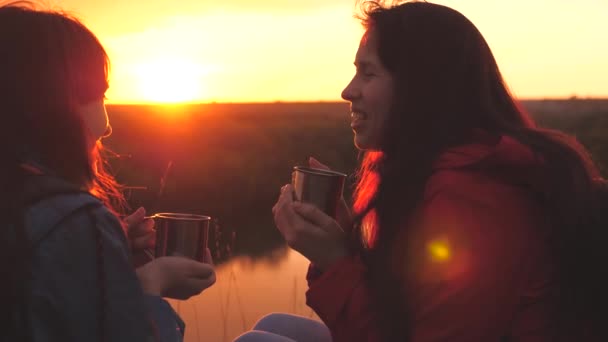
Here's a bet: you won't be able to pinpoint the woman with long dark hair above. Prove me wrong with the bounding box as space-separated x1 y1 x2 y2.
0 3 215 341
272 1 607 341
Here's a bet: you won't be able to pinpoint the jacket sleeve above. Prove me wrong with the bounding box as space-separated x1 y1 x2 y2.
29 204 184 342
306 187 548 342
306 255 382 342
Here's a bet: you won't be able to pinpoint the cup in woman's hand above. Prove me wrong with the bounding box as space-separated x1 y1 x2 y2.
147 213 211 263
292 166 347 218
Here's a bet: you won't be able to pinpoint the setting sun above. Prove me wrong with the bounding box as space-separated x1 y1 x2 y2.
73 0 606 103
135 57 207 104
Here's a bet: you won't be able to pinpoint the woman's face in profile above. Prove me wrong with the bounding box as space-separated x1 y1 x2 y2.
341 30 394 151
78 98 111 147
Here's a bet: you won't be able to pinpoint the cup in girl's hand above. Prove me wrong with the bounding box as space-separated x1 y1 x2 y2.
292 166 346 218
148 213 211 263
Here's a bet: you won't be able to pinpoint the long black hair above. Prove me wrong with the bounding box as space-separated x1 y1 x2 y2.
352 1 606 340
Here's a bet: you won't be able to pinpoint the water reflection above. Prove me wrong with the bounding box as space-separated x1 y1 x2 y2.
168 246 320 342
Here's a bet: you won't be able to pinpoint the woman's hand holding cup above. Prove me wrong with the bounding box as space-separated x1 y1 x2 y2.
273 184 348 271
136 249 216 300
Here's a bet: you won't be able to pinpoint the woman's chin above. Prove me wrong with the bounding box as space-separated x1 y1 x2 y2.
354 136 372 151
355 134 384 151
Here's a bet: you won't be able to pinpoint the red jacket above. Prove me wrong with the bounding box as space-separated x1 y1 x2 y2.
306 135 565 341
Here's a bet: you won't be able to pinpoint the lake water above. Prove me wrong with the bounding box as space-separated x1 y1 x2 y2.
167 247 321 342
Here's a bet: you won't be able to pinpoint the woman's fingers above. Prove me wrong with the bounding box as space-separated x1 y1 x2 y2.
185 259 215 279
308 157 329 170
125 207 155 250
292 201 343 234
273 185 296 228
130 217 155 237
272 184 291 214
124 207 146 227
132 231 155 249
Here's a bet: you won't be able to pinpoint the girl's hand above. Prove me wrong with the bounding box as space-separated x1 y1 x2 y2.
273 184 348 271
136 253 216 300
123 207 155 251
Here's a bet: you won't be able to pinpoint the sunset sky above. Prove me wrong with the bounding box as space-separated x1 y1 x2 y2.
51 0 608 104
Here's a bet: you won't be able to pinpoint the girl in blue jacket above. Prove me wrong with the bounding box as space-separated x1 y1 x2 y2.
0 4 216 342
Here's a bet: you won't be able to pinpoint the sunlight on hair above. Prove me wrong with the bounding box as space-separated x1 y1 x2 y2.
427 239 451 262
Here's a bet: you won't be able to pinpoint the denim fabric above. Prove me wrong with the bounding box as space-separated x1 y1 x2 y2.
23 174 184 342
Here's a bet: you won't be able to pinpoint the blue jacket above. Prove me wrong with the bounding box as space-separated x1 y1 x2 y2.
23 174 185 342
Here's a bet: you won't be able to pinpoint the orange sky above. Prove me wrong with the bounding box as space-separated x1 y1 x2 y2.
52 0 608 104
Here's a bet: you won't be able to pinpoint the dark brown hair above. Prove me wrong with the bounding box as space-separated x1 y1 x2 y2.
352 1 606 340
0 3 126 340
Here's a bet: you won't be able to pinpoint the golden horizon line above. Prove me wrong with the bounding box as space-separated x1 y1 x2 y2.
106 96 608 106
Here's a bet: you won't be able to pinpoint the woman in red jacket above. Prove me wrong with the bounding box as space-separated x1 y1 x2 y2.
271 1 608 341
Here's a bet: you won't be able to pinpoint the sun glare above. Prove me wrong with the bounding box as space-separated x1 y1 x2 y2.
427 239 451 262
135 57 206 104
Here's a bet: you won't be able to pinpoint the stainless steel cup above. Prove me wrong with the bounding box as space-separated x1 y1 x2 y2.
151 212 211 262
292 166 347 218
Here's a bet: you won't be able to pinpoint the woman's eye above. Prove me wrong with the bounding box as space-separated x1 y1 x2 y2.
357 70 374 78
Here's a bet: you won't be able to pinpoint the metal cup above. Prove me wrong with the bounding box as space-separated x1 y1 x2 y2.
150 212 211 262
292 166 347 218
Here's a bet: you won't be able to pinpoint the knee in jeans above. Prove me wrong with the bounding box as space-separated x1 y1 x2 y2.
253 312 292 330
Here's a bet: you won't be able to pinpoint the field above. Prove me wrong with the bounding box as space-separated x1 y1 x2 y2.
104 99 608 263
